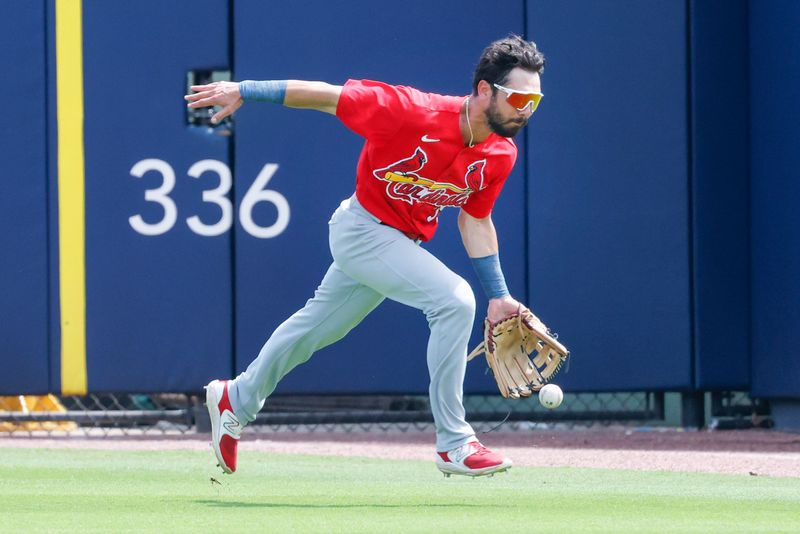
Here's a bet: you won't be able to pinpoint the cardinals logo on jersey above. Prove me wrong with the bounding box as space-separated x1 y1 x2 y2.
372 148 487 212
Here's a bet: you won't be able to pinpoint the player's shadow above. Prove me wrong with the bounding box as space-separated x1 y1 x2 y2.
194 500 480 509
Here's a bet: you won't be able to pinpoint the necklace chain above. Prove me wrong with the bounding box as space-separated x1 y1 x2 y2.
465 97 475 148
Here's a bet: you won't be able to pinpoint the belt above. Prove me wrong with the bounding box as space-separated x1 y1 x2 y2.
380 222 424 242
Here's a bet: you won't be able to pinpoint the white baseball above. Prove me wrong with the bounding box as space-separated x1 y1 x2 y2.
538 384 563 409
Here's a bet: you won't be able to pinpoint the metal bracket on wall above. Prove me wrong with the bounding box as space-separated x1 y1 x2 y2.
192 396 212 433
680 392 706 428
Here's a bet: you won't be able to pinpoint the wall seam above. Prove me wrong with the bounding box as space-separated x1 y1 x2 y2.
744 0 753 393
228 0 237 379
686 0 697 391
523 0 530 307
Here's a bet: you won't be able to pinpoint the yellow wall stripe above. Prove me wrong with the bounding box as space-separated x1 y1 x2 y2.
56 0 87 395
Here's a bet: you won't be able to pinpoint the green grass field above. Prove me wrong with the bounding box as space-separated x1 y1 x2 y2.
1 447 798 533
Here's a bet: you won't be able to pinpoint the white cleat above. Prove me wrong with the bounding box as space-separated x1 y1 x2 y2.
205 379 242 474
436 441 512 478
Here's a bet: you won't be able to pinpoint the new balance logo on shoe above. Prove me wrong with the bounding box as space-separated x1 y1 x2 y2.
222 413 241 436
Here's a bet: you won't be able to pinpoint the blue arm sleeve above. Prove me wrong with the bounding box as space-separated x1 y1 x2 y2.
470 253 510 300
238 80 288 104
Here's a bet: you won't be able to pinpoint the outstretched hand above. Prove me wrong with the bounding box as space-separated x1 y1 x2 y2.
184 81 243 123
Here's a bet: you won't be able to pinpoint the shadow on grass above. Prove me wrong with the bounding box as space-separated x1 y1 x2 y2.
194 500 481 509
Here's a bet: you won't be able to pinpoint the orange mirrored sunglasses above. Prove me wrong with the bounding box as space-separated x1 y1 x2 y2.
493 83 543 112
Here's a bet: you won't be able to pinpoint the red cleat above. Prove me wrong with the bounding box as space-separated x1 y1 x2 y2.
436 441 512 477
205 379 242 474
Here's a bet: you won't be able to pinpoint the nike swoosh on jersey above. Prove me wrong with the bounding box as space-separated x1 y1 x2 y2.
421 135 440 143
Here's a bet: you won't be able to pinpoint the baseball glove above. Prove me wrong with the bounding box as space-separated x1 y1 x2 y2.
467 307 569 399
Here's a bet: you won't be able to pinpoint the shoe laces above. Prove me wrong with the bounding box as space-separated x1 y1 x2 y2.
469 442 491 456
449 441 489 463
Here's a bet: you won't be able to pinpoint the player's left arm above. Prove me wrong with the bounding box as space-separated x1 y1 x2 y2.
458 209 523 323
185 80 342 123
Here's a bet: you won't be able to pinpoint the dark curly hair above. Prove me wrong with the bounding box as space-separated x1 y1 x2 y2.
472 34 545 94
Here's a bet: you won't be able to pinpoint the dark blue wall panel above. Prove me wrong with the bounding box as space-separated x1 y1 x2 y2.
527 1 692 391
690 0 750 390
0 2 50 394
81 0 232 391
750 1 800 398
233 0 526 394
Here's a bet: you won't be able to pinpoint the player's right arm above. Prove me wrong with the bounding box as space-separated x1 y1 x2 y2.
458 209 522 324
184 80 342 123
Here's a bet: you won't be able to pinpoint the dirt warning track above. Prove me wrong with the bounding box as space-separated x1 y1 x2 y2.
2 429 799 478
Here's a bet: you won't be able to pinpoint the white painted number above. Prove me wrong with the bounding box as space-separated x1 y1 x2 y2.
239 163 291 239
128 159 289 239
186 159 233 236
128 158 178 236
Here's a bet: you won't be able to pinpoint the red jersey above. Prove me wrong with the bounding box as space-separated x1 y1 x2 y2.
336 79 517 242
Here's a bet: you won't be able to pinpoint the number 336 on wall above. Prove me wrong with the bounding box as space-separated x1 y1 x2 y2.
128 158 290 238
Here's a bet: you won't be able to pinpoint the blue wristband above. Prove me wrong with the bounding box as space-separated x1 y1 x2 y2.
238 80 287 104
470 254 510 300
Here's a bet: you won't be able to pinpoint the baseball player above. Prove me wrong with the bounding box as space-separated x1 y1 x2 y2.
185 35 545 478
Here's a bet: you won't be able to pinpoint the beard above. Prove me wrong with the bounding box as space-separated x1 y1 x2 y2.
486 96 527 138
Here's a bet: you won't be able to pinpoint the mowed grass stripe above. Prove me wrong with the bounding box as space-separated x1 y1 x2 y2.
0 448 798 533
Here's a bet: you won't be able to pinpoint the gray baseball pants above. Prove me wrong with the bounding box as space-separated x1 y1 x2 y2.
228 195 477 452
